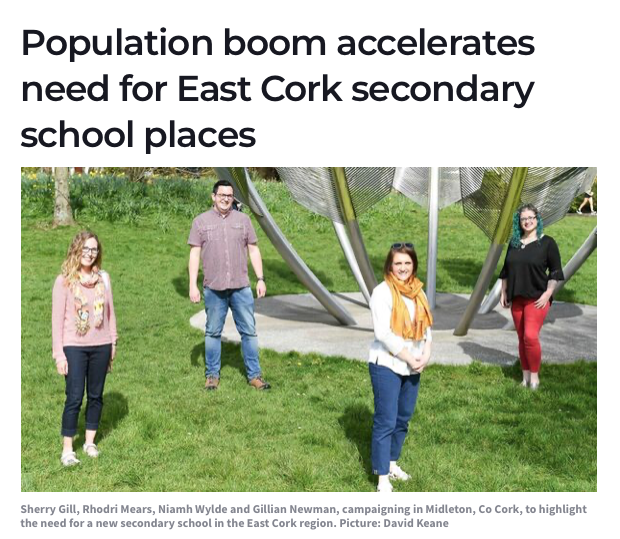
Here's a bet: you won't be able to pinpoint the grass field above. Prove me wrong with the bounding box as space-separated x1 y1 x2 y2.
21 177 597 491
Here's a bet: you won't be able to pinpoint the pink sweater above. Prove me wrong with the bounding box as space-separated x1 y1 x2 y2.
52 273 118 362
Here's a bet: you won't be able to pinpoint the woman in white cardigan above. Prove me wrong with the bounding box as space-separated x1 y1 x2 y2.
368 243 433 492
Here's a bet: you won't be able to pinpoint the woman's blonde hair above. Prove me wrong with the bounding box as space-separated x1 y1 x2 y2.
61 231 102 286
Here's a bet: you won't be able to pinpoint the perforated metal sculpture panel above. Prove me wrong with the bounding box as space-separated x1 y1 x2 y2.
393 167 461 209
277 167 394 223
459 167 588 241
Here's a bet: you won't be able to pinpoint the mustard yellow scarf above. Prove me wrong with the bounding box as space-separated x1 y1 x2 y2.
385 274 433 341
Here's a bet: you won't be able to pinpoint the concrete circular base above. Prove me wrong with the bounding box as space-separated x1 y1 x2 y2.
190 292 597 365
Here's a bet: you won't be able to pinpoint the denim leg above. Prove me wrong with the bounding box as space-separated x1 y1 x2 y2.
204 287 230 378
390 373 420 461
229 287 261 380
369 362 401 476
85 345 112 431
61 347 88 437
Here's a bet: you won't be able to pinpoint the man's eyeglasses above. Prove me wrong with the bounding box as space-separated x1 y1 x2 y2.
391 242 414 249
82 247 99 255
215 194 234 200
520 216 537 223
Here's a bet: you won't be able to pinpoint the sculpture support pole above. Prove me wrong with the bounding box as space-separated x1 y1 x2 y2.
454 167 528 336
331 167 379 293
554 227 597 295
214 167 357 326
479 277 503 314
427 167 440 309
332 221 372 304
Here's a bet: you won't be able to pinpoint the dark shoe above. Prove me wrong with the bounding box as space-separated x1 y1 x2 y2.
249 376 271 390
204 376 219 390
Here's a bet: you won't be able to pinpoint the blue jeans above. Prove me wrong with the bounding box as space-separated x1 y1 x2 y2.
369 362 420 476
61 344 112 437
204 286 261 380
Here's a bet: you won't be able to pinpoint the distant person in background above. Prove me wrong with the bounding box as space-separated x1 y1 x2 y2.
576 189 596 214
499 204 564 390
52 231 117 466
368 243 433 493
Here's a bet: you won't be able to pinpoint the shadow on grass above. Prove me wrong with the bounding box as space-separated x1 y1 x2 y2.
74 391 129 447
191 341 250 380
439 257 484 289
172 267 203 299
338 404 375 486
500 361 524 383
263 259 335 289
458 342 519 367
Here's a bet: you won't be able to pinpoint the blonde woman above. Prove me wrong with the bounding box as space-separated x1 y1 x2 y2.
368 243 433 492
52 231 117 466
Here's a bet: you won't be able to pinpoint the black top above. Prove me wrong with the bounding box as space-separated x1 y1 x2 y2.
499 235 564 302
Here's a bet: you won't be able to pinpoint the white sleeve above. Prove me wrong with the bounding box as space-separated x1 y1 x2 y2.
370 285 406 356
425 326 432 343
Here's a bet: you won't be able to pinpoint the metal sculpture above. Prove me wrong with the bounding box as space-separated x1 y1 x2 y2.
213 167 356 326
478 167 590 313
454 167 528 335
455 167 589 335
392 167 462 308
554 227 597 295
277 167 395 300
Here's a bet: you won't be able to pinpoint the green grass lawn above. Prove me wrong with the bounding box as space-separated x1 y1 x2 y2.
21 179 597 491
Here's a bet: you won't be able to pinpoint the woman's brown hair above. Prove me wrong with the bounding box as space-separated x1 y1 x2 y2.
383 244 418 278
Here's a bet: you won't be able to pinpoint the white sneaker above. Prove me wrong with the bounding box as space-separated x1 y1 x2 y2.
377 479 393 492
576 210 582 214
389 463 411 481
591 211 597 215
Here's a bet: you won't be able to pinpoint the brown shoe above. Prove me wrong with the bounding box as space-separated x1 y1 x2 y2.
204 376 219 390
249 376 271 390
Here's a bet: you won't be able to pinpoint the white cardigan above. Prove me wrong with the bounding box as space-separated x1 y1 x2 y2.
368 281 432 376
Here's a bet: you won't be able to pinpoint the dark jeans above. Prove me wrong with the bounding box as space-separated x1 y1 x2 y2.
369 362 420 476
61 344 112 437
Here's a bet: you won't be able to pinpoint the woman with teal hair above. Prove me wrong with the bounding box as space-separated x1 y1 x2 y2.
498 204 564 389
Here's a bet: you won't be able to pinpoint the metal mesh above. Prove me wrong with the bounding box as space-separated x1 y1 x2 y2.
393 167 429 207
277 167 394 224
393 167 461 209
580 167 597 193
344 167 395 215
460 167 588 240
520 167 588 227
277 167 340 222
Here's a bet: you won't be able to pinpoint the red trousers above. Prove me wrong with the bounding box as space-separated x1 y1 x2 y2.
510 296 550 373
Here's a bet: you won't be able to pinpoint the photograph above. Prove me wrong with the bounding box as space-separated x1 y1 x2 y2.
21 166 597 492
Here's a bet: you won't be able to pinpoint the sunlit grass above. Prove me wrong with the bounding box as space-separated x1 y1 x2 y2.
21 180 596 491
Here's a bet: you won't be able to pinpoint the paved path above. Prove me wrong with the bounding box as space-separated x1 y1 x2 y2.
190 292 597 365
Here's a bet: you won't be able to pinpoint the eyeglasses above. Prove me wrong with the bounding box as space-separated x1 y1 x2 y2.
215 194 234 200
520 216 537 223
82 247 99 255
391 242 414 249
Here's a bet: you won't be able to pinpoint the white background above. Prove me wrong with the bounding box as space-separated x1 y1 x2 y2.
5 0 612 537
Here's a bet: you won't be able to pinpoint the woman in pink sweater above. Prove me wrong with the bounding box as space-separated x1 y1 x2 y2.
52 231 117 466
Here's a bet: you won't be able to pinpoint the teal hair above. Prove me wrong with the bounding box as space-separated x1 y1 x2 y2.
509 203 544 248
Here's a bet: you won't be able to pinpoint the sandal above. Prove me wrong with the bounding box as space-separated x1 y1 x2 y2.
61 451 80 467
82 443 100 458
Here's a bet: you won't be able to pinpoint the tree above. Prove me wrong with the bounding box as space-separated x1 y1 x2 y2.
53 167 74 226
